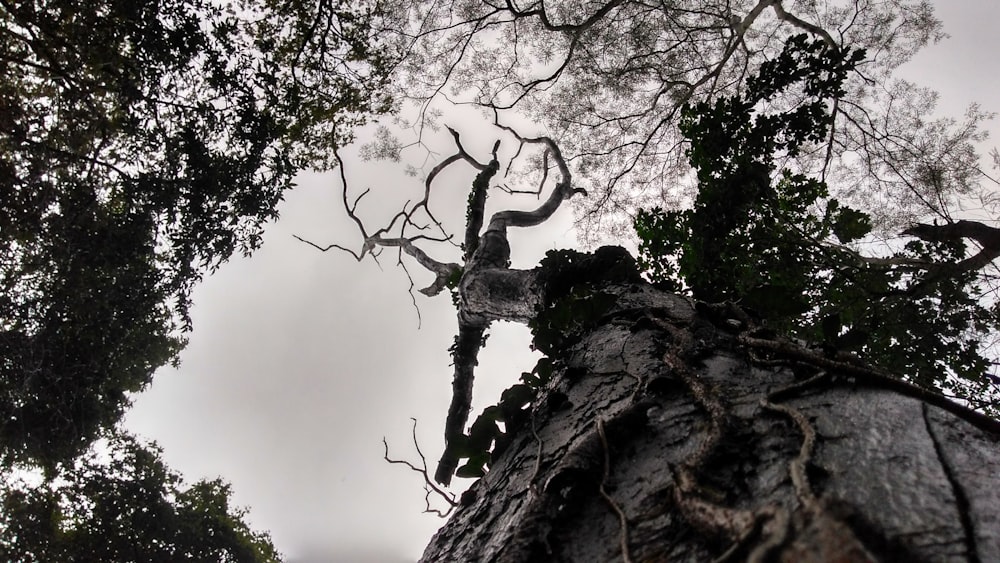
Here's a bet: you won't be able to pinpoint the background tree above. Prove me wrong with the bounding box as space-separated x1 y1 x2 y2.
0 432 279 562
1 0 391 558
0 0 389 470
376 0 994 238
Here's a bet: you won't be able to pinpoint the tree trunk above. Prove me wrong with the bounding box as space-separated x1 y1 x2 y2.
421 272 1000 561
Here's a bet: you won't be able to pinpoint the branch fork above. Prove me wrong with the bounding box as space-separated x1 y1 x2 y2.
297 123 585 485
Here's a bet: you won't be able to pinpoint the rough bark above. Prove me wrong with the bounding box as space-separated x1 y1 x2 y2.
315 122 1000 558
421 267 1000 562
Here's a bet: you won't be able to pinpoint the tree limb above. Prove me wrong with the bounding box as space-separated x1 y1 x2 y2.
770 2 838 48
903 219 1000 277
366 236 461 296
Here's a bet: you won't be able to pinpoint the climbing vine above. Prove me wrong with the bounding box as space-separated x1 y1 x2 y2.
635 35 999 413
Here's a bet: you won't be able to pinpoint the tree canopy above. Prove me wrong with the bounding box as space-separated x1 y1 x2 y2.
356 0 1000 420
0 0 390 470
635 34 1000 414
377 0 993 239
0 432 279 562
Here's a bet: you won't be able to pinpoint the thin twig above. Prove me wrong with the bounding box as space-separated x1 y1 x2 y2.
383 418 457 518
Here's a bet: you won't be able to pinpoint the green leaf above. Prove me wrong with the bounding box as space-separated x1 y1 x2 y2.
743 285 811 318
832 207 872 243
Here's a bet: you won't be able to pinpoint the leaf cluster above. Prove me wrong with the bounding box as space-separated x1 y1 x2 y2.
0 433 279 562
636 36 867 300
1 0 390 469
530 246 641 355
452 357 556 479
635 36 999 412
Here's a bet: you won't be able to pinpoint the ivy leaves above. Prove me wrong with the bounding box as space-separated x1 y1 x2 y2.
635 35 999 413
453 358 556 478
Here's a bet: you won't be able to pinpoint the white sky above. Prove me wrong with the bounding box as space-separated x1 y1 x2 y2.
123 2 1000 561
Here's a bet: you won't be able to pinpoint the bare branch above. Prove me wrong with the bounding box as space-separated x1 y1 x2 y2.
903 220 1000 277
384 418 457 518
395 252 424 328
502 0 626 34
770 2 838 48
335 150 370 240
292 234 364 261
366 236 461 296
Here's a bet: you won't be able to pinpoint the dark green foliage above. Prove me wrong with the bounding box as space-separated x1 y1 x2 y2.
0 197 181 471
454 358 556 478
636 36 867 306
530 246 642 355
635 35 998 412
530 288 617 356
1 0 389 468
450 247 642 479
0 433 280 562
537 246 642 300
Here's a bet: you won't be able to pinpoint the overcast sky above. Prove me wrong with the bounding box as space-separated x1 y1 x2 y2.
123 2 1000 561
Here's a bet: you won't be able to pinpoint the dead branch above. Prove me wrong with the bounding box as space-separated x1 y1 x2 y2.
305 124 586 487
366 236 461 296
770 2 838 48
384 418 458 518
488 119 584 233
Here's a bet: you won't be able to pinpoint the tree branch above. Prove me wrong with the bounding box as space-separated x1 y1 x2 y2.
488 122 585 233
770 2 838 48
903 220 1000 277
366 236 461 296
384 418 457 517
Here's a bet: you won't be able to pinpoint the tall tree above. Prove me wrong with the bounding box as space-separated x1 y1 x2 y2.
418 246 1000 561
0 0 390 470
304 29 1000 559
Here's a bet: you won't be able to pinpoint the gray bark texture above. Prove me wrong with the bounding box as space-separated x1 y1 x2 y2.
420 251 1000 562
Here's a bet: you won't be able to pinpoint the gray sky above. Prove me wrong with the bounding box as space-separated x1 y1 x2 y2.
124 2 1000 561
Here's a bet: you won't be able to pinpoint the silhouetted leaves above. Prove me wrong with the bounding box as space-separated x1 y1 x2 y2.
1 0 389 468
636 36 998 414
0 433 280 562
